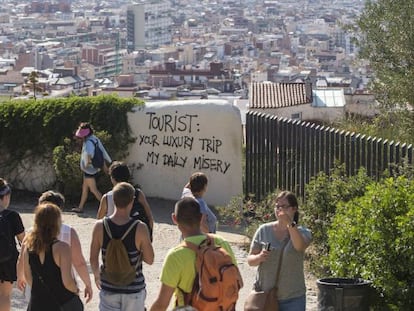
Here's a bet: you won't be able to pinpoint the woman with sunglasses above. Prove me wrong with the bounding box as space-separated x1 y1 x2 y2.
246 191 312 311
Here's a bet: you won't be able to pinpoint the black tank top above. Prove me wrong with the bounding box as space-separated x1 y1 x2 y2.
28 241 77 311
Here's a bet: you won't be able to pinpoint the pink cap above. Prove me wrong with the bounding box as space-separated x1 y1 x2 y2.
75 128 91 138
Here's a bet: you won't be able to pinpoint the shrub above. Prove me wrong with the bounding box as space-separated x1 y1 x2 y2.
217 191 282 243
328 176 414 310
301 165 373 274
0 95 141 198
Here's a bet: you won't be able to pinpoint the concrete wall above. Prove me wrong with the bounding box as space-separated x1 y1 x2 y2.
126 100 243 206
254 104 344 123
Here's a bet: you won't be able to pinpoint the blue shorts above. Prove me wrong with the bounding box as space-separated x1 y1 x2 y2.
99 289 146 311
279 294 306 311
84 172 98 178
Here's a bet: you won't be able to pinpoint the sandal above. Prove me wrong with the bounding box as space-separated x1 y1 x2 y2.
71 207 84 214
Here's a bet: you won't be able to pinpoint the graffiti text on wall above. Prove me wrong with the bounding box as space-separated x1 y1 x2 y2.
139 111 231 174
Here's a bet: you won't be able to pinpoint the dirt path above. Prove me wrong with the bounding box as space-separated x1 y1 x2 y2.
10 196 318 310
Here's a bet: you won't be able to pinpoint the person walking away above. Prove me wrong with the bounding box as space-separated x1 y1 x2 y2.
16 191 92 303
150 197 242 311
22 203 82 311
0 178 25 311
90 182 154 311
181 172 217 233
246 191 312 311
72 122 111 214
96 161 154 240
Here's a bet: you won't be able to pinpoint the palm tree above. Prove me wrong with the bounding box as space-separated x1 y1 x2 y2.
28 71 39 100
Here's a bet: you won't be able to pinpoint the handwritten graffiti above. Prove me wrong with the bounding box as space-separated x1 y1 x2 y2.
146 151 231 174
193 156 230 174
199 137 222 154
163 135 194 150
141 111 233 175
147 111 199 133
139 134 159 147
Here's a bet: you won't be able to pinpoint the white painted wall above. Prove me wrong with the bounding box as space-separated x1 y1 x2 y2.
126 100 243 206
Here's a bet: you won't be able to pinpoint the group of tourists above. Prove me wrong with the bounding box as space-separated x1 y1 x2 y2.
0 122 312 311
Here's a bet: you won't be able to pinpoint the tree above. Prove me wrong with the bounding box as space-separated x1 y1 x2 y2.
354 0 414 108
28 71 39 100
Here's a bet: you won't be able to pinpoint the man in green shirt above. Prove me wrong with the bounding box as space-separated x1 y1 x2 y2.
150 197 238 311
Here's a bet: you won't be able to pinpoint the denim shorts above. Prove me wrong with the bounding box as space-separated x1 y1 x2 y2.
278 294 306 311
99 289 146 311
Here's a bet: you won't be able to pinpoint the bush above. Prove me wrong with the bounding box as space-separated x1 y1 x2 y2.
0 95 141 198
328 176 414 310
301 165 373 274
217 191 282 243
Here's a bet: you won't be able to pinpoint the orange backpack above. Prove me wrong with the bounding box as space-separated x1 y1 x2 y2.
182 234 243 311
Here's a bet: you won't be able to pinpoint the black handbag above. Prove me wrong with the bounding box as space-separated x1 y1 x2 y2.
60 295 83 311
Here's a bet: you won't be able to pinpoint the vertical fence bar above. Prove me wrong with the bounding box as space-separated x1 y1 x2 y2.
318 126 325 175
304 123 312 187
372 138 379 180
350 132 356 176
258 113 266 200
245 111 253 197
286 120 294 192
314 125 321 174
323 127 331 175
366 136 372 177
334 129 341 163
376 138 383 180
360 134 366 171
345 132 351 176
299 122 307 198
382 140 389 177
309 124 316 181
279 118 288 191
269 116 277 192
389 141 395 175
355 133 361 172
294 120 302 195
328 128 335 173
253 112 261 198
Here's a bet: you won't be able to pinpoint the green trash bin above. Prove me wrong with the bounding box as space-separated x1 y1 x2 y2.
317 278 372 311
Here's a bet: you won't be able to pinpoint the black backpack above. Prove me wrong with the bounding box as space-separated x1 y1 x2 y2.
90 139 104 169
130 188 152 240
0 210 14 263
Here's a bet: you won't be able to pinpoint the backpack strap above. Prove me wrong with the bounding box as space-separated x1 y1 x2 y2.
103 217 113 239
103 218 140 241
182 234 214 252
121 220 140 240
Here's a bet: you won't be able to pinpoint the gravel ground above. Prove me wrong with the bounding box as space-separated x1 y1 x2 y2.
9 195 318 310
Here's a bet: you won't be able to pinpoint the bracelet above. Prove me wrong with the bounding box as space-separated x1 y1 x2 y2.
287 221 297 228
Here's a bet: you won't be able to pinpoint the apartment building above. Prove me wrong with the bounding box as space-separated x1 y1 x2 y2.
126 0 173 52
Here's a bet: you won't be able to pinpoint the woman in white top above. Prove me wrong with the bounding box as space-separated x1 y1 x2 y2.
16 191 93 303
96 161 154 239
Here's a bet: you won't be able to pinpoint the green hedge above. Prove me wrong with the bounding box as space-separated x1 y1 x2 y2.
0 95 142 196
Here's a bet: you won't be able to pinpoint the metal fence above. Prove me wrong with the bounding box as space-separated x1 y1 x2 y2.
245 111 413 201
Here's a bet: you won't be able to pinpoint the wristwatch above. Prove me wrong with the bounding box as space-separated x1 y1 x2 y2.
287 221 297 228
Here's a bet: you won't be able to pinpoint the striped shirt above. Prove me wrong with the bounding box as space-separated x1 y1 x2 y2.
100 218 145 294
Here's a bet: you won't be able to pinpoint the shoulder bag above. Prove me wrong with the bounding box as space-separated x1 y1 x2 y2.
244 239 289 311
